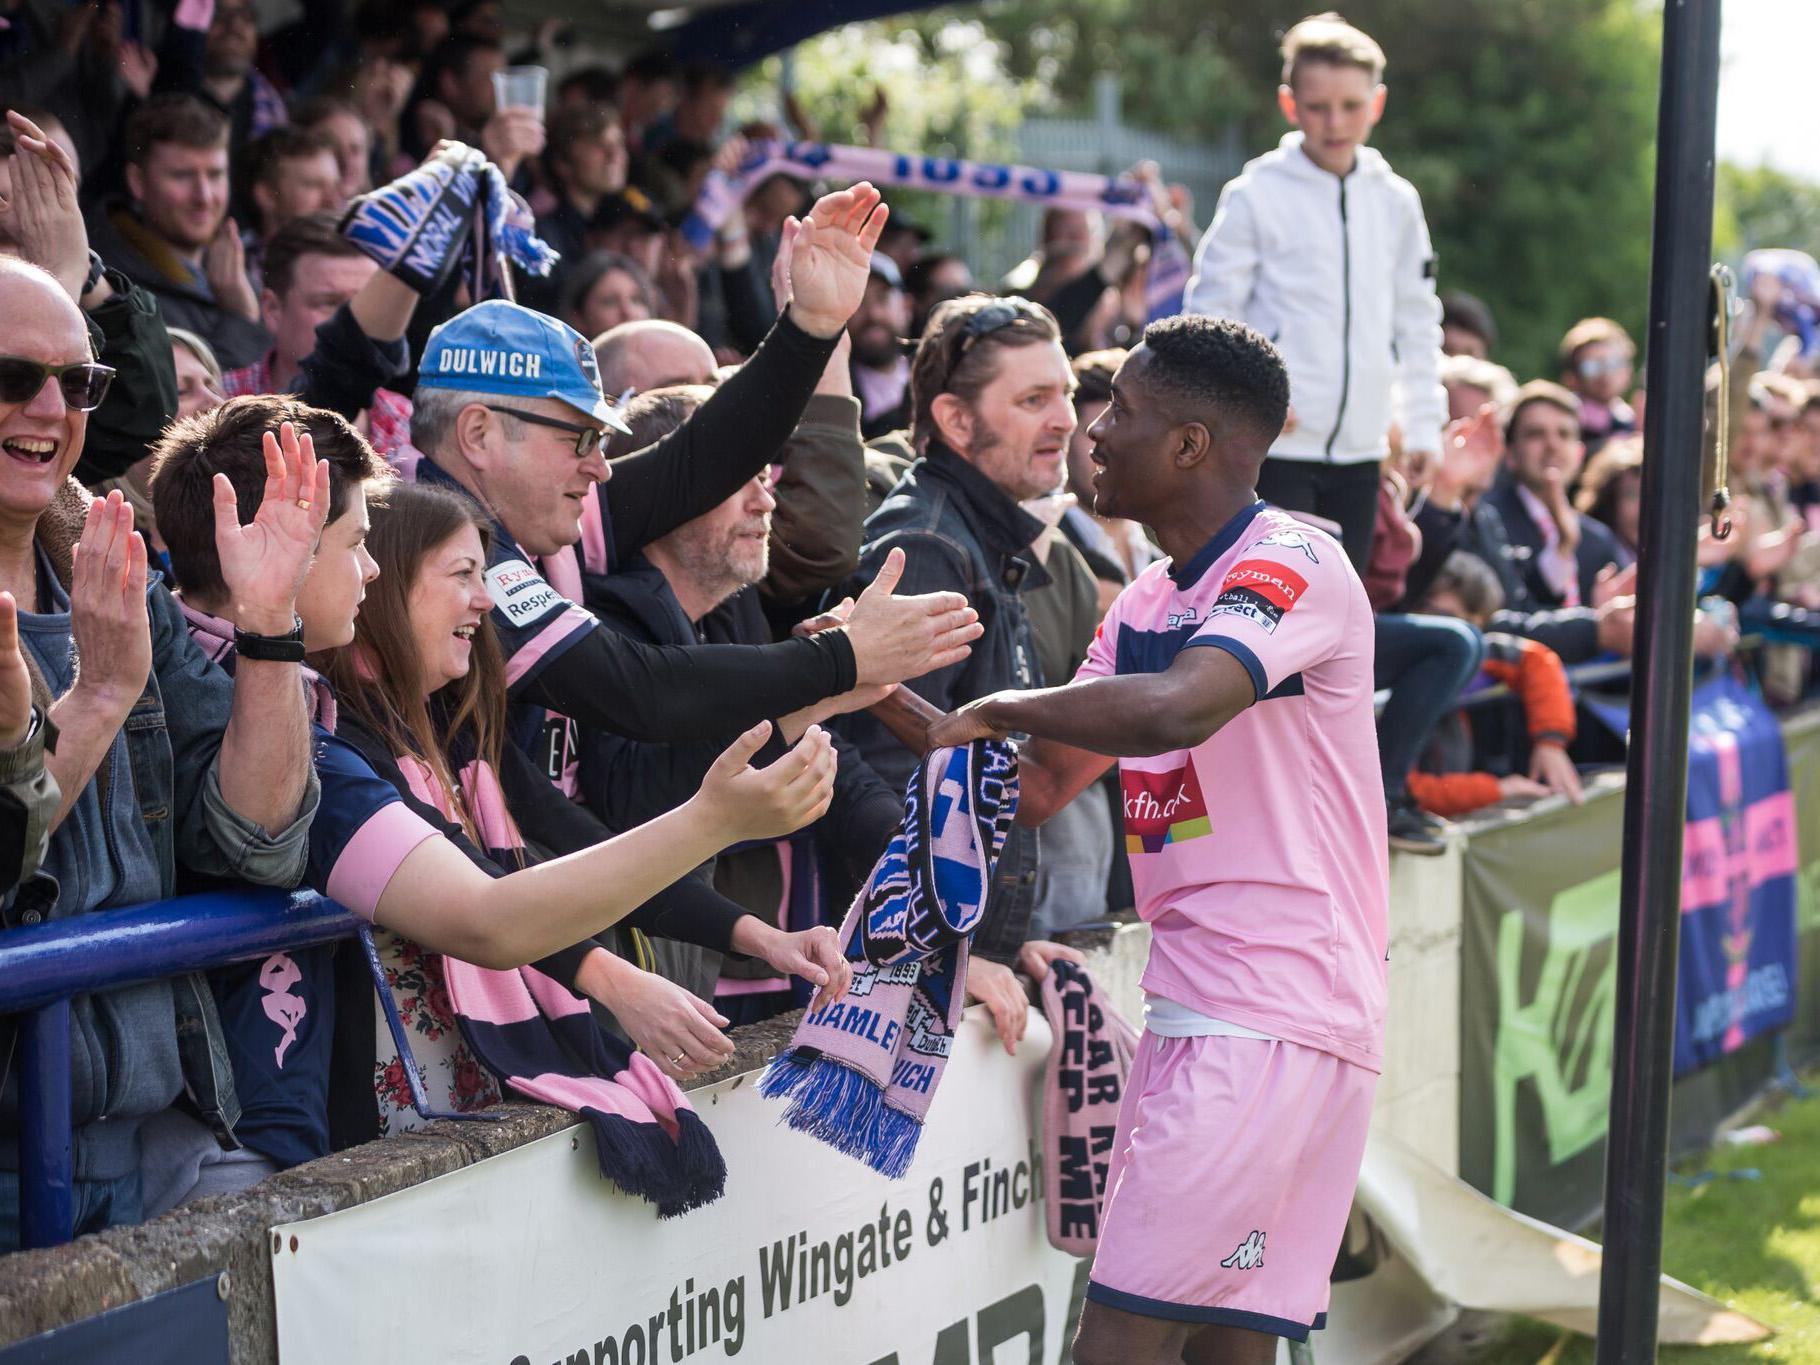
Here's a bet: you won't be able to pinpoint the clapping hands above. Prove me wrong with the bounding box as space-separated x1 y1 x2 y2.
212 422 329 638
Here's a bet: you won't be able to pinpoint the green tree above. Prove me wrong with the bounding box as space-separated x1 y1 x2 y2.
752 0 1663 378
1715 162 1820 262
982 0 1662 377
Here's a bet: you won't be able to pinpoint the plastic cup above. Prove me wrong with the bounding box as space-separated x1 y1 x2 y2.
492 65 548 112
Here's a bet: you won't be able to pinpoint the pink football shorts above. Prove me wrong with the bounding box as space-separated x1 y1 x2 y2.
1084 1031 1377 1341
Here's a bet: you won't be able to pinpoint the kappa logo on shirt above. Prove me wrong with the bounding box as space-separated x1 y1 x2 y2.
1221 1229 1267 1271
1122 756 1212 854
484 558 564 628
1206 558 1309 634
1254 528 1320 563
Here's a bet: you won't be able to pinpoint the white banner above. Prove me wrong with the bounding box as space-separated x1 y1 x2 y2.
272 1011 1081 1365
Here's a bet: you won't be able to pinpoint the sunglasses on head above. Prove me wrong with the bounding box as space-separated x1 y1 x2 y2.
941 299 1052 390
0 358 115 412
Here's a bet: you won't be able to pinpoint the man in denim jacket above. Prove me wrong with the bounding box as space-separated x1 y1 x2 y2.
0 260 320 1246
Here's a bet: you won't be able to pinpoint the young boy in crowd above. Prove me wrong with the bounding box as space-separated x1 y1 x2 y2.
1183 11 1445 573
1411 551 1584 815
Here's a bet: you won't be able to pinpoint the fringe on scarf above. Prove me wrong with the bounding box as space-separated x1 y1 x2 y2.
759 1047 922 1179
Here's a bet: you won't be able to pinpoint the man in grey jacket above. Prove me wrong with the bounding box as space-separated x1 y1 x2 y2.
0 258 320 1246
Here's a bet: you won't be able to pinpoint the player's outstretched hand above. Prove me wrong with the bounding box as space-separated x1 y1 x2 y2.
927 693 1014 750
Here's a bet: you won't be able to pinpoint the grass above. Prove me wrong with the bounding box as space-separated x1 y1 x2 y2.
1471 1079 1820 1363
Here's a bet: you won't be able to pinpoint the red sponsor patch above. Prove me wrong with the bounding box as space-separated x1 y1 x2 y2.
1219 559 1308 614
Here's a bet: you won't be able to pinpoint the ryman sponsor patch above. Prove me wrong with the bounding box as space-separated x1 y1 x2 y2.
1205 558 1309 634
484 557 565 627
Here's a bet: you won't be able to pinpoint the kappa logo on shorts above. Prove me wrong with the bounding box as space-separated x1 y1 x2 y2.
1221 1229 1267 1271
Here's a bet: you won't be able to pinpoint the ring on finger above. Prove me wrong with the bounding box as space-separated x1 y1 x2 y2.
671 1050 688 1068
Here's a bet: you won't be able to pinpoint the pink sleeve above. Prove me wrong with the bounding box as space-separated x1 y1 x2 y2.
1186 547 1350 698
325 803 441 920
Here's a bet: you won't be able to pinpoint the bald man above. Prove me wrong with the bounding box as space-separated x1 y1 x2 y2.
593 318 716 397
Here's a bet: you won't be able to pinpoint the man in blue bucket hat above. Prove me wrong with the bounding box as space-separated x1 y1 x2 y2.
400 182 984 786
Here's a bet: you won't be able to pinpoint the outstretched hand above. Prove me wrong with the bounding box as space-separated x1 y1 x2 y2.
786 181 888 339
927 695 1013 750
843 547 982 687
213 422 329 637
695 721 837 843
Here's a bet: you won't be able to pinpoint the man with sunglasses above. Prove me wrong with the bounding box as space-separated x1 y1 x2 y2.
400 182 983 793
0 257 323 1246
1556 316 1638 453
837 292 1082 977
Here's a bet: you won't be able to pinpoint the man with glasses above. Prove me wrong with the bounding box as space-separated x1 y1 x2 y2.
1556 316 1638 453
0 257 322 1246
401 182 983 791
838 292 1085 991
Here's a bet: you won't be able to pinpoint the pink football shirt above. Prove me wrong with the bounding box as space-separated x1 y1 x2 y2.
1075 501 1390 1069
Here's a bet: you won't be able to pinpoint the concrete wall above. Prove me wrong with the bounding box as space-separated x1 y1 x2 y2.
0 857 1468 1362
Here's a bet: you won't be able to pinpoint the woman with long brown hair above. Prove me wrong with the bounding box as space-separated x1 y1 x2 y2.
312 482 845 1208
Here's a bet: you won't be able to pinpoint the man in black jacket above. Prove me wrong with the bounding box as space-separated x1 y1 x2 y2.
579 387 901 1010
1399 404 1630 665
837 293 1078 972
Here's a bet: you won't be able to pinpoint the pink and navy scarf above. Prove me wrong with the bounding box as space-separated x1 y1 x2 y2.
396 755 726 1216
760 741 1018 1176
1039 960 1137 1257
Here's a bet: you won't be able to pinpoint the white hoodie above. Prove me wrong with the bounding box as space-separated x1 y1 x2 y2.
1184 131 1446 464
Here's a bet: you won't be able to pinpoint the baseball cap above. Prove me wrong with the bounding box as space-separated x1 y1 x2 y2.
418 300 630 433
868 251 904 290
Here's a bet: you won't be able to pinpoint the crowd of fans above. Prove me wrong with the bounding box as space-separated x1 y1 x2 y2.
0 0 1810 1250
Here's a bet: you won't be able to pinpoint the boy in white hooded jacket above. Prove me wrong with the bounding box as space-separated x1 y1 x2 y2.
1184 12 1446 573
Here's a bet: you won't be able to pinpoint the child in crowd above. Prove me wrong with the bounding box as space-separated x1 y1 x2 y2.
1411 552 1584 816
1184 11 1446 573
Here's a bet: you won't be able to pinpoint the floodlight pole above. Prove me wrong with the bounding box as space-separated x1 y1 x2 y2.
1594 0 1723 1360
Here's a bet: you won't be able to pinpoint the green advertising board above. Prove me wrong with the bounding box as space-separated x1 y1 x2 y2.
1459 708 1820 1227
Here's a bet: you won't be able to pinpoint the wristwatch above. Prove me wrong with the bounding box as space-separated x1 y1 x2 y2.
234 617 307 662
81 251 106 300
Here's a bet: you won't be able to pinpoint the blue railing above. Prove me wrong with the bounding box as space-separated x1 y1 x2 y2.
0 834 824 1253
0 891 358 1250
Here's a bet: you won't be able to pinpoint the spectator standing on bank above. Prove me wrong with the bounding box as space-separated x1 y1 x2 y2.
1184 12 1445 573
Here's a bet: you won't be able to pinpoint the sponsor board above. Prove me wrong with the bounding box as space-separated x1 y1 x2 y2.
273 1011 1079 1364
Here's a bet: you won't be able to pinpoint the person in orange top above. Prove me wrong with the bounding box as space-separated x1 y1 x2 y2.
1410 551 1584 815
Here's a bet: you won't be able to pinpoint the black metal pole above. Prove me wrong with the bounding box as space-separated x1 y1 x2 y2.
1595 1 1723 1359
